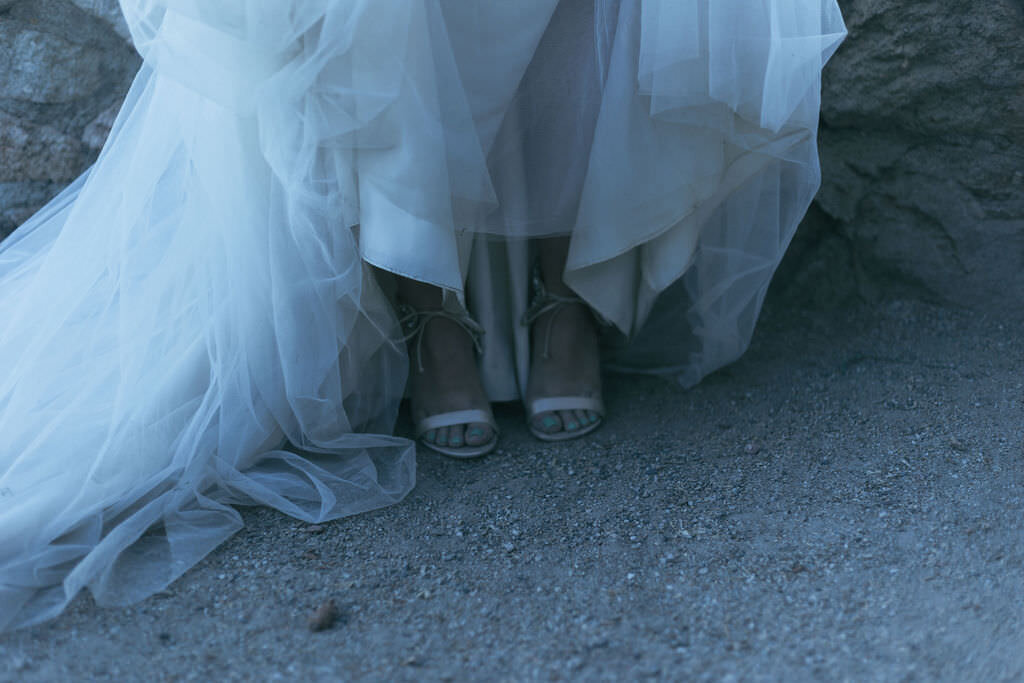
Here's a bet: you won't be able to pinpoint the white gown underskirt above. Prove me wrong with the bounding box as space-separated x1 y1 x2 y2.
0 0 845 630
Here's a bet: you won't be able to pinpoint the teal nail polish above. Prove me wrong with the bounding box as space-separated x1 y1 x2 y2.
566 421 579 431
468 428 485 438
543 416 559 428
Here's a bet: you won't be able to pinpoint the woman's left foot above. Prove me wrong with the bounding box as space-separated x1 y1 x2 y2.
524 290 604 441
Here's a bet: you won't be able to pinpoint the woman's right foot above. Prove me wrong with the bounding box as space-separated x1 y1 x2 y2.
523 236 604 441
525 297 603 438
404 307 496 455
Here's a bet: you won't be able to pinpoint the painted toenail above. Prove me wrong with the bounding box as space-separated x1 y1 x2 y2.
542 416 559 429
468 428 484 438
566 421 579 431
450 437 463 446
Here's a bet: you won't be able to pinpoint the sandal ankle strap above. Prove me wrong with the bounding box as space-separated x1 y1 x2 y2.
398 303 485 373
520 270 590 360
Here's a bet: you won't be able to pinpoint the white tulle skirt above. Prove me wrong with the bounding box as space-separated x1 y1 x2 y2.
0 0 845 630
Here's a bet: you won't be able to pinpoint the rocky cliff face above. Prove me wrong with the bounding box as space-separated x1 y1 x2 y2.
0 0 136 232
1 0 1022 309
771 0 1024 309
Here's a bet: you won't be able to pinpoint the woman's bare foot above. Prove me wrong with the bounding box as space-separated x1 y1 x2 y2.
397 278 494 453
525 236 603 438
526 299 603 435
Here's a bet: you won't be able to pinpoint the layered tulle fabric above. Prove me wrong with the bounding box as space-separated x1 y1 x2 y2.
0 0 844 630
473 0 847 392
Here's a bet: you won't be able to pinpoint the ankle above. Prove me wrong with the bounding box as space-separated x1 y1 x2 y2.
417 329 474 368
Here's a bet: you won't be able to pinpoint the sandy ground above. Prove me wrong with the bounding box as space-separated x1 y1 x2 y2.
1 295 1022 681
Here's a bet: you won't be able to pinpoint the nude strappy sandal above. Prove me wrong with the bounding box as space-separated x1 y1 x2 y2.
521 274 604 442
399 303 498 458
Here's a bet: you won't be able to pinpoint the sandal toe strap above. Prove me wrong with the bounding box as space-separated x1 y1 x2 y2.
528 396 604 418
416 409 497 437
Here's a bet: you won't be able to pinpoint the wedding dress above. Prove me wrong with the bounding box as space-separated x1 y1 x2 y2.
0 0 845 630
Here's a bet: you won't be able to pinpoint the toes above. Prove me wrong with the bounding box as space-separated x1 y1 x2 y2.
530 409 601 438
559 410 580 432
465 423 493 446
425 423 494 449
533 412 562 434
447 424 465 448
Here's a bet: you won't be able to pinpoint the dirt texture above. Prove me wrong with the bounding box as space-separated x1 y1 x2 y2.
2 294 1022 681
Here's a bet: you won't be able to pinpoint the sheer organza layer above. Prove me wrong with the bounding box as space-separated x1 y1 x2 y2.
0 0 844 630
0 62 416 630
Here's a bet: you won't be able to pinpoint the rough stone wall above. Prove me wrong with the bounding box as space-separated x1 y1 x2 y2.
778 0 1024 309
0 0 136 234
1 0 1022 310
